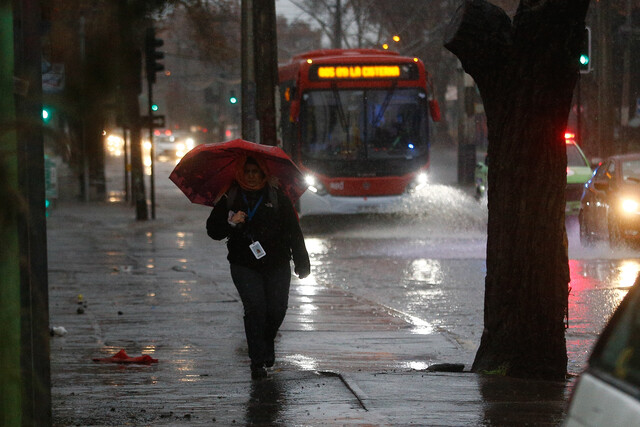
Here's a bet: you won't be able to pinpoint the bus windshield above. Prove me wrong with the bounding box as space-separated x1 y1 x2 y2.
300 88 429 161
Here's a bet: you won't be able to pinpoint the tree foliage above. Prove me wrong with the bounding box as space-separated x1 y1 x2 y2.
277 15 323 61
171 0 241 66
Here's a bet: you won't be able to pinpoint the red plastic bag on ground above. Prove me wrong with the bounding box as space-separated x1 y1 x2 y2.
92 349 158 364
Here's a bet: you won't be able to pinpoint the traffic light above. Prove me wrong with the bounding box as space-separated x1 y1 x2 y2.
151 104 159 112
145 28 164 83
579 26 591 74
42 107 51 123
229 91 238 104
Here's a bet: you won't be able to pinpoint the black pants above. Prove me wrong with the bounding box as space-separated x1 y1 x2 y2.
230 262 291 366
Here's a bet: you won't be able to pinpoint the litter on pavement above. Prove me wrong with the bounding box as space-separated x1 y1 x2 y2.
92 349 158 364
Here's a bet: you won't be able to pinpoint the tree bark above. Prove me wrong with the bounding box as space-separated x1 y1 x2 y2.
445 0 590 380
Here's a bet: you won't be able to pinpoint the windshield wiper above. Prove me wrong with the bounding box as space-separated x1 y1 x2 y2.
331 83 349 137
372 81 397 128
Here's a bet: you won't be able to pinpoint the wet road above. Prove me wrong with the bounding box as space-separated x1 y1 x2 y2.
113 144 640 376
299 208 640 375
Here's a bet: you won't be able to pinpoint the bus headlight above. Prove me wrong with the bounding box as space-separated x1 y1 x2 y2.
406 172 428 193
305 174 326 195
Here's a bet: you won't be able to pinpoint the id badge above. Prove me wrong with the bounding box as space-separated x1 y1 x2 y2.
249 241 266 259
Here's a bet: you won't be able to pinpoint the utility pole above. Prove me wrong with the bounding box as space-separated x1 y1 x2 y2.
620 0 633 151
79 16 89 201
596 0 615 157
118 0 147 220
241 0 257 142
334 0 342 49
12 0 52 424
253 0 279 146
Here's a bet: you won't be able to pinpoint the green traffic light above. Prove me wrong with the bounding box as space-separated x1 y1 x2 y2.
151 104 159 111
229 96 238 104
579 54 589 66
42 108 50 122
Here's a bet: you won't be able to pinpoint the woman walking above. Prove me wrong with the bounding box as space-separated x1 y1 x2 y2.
207 156 310 379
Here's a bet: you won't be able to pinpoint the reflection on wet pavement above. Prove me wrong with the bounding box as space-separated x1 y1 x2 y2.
567 258 639 373
478 374 568 425
280 277 454 373
45 152 600 425
246 378 284 425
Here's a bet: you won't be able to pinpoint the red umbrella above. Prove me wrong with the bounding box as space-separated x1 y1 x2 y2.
169 139 307 207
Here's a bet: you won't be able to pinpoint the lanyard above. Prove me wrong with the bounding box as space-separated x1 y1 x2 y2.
242 194 263 222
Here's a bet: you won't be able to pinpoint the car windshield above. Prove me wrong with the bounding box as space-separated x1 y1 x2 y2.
621 160 640 183
300 88 429 161
567 143 588 167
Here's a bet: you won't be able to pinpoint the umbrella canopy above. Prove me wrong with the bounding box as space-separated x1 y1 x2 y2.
169 139 307 207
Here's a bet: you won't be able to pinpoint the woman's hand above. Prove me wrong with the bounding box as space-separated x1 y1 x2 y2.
229 210 247 225
295 264 310 279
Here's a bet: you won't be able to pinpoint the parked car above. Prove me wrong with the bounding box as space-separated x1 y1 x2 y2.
564 277 640 427
475 134 592 215
579 153 640 247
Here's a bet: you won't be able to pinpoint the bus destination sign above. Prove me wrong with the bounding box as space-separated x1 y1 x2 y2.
310 63 418 81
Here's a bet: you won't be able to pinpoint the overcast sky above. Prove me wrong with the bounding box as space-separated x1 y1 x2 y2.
275 0 306 23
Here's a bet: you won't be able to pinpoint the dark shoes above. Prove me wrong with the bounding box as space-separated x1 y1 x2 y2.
251 364 268 380
264 341 275 368
250 340 275 379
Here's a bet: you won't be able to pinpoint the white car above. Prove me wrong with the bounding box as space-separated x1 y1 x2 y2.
564 278 640 426
154 130 196 160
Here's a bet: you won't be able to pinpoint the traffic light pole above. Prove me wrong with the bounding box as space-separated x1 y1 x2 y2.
148 80 156 219
144 27 164 219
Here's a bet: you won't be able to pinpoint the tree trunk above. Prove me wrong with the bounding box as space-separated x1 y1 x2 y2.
445 0 590 380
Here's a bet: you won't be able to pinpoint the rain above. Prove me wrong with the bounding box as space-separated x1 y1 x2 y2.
4 0 640 424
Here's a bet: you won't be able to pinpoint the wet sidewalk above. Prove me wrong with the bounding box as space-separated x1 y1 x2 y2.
48 196 571 426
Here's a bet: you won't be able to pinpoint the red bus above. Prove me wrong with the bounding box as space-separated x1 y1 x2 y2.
278 48 440 216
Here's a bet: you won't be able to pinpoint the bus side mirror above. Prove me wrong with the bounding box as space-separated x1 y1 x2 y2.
290 100 300 123
429 99 441 122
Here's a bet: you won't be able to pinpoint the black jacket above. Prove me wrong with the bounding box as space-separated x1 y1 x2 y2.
206 185 310 274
